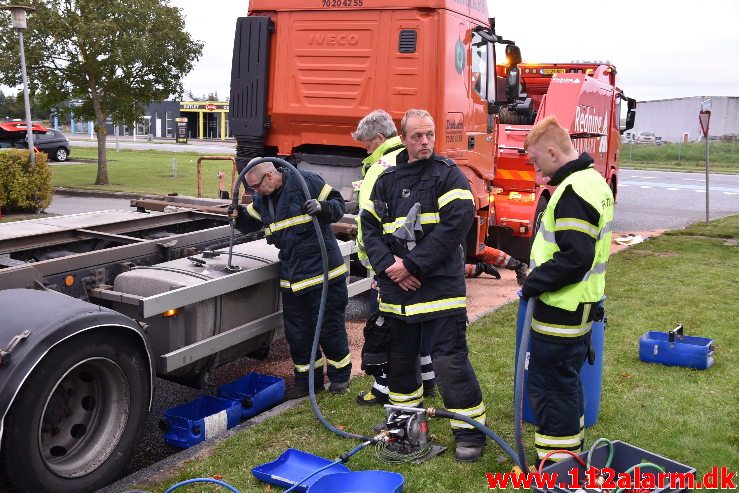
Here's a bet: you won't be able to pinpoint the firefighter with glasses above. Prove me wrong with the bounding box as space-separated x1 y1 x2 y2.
229 162 352 398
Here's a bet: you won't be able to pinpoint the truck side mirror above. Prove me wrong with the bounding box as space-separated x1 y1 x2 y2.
506 66 521 101
505 44 522 66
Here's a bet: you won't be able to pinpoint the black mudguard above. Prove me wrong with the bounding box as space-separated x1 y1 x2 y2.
0 289 154 445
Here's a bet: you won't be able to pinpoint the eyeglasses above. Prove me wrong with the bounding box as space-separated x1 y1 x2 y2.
247 172 268 190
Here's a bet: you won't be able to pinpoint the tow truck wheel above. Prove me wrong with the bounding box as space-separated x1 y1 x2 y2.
0 332 149 493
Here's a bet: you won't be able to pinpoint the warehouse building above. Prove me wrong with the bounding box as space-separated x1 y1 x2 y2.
630 96 738 143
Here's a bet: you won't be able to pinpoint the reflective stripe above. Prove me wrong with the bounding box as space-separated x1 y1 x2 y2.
359 257 372 267
381 213 440 234
532 319 592 337
582 262 607 281
597 220 613 240
535 433 582 447
554 217 599 238
362 202 381 222
327 353 351 369
246 203 262 221
295 357 325 373
421 371 435 380
269 214 312 233
283 263 348 292
389 386 423 406
317 184 332 201
539 224 556 243
448 402 486 430
420 355 432 365
379 297 466 317
372 381 389 394
437 188 474 209
537 450 577 461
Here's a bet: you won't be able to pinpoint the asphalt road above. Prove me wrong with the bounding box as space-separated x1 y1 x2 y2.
613 169 739 231
43 169 738 488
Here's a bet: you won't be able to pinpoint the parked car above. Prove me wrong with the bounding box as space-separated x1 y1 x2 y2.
635 132 656 144
33 129 71 161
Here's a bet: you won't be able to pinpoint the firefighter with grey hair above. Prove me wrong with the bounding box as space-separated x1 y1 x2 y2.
352 109 437 406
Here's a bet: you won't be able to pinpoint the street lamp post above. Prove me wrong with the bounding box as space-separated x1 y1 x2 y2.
1 5 36 167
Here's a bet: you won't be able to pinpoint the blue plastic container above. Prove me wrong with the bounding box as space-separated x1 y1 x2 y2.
251 448 351 493
163 396 242 449
217 372 285 419
639 330 714 369
307 470 404 493
515 296 605 427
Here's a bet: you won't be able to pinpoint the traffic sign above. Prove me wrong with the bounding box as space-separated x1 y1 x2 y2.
698 110 711 139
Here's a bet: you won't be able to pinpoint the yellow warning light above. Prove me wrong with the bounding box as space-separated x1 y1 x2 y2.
163 309 178 318
64 276 74 286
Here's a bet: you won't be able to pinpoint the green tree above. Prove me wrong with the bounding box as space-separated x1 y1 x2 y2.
0 0 203 185
0 90 25 120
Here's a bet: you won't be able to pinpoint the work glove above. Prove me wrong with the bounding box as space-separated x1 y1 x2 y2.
304 199 322 216
227 204 244 221
506 258 528 286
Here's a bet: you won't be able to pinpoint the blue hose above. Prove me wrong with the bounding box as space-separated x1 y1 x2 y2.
164 477 241 493
513 296 535 471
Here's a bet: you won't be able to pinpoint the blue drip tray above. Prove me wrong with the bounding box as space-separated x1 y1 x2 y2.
252 448 350 492
308 470 404 493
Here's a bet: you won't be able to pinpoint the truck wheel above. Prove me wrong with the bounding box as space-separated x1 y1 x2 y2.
0 332 149 493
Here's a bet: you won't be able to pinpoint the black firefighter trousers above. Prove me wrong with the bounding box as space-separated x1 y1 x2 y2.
386 314 486 445
527 336 589 463
282 280 352 388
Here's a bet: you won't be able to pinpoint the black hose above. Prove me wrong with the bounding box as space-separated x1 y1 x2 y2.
229 157 375 443
431 409 523 468
513 297 535 471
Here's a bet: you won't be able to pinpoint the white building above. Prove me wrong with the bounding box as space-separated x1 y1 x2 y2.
631 96 738 142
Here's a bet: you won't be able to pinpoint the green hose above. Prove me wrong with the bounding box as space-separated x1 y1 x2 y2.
586 437 614 469
613 463 666 493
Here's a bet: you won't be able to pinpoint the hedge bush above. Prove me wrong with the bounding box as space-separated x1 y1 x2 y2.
0 149 52 212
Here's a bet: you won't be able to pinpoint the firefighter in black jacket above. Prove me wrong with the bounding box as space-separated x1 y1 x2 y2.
229 162 352 398
361 109 487 462
522 116 614 466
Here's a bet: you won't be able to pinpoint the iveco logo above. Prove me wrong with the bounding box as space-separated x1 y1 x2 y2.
308 33 359 46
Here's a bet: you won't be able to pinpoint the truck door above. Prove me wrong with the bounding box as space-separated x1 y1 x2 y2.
466 29 496 177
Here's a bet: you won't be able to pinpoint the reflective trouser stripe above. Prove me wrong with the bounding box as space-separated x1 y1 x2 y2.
379 297 466 317
532 318 592 338
448 402 486 430
326 353 351 369
281 263 348 292
535 430 583 461
317 184 332 201
295 357 325 373
389 386 423 407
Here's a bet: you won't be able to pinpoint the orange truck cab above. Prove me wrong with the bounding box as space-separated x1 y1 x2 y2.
229 0 635 261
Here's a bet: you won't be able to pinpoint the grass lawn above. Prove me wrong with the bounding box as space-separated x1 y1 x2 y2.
136 215 739 492
52 147 238 197
622 141 739 173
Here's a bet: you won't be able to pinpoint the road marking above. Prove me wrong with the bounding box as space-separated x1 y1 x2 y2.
695 189 706 193
640 186 652 189
724 192 739 195
630 175 655 179
683 178 705 182
621 180 739 193
667 188 679 191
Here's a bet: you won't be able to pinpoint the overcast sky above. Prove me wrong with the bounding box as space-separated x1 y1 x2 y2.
171 0 739 103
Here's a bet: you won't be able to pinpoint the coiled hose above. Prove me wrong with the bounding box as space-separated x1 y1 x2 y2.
229 157 375 443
